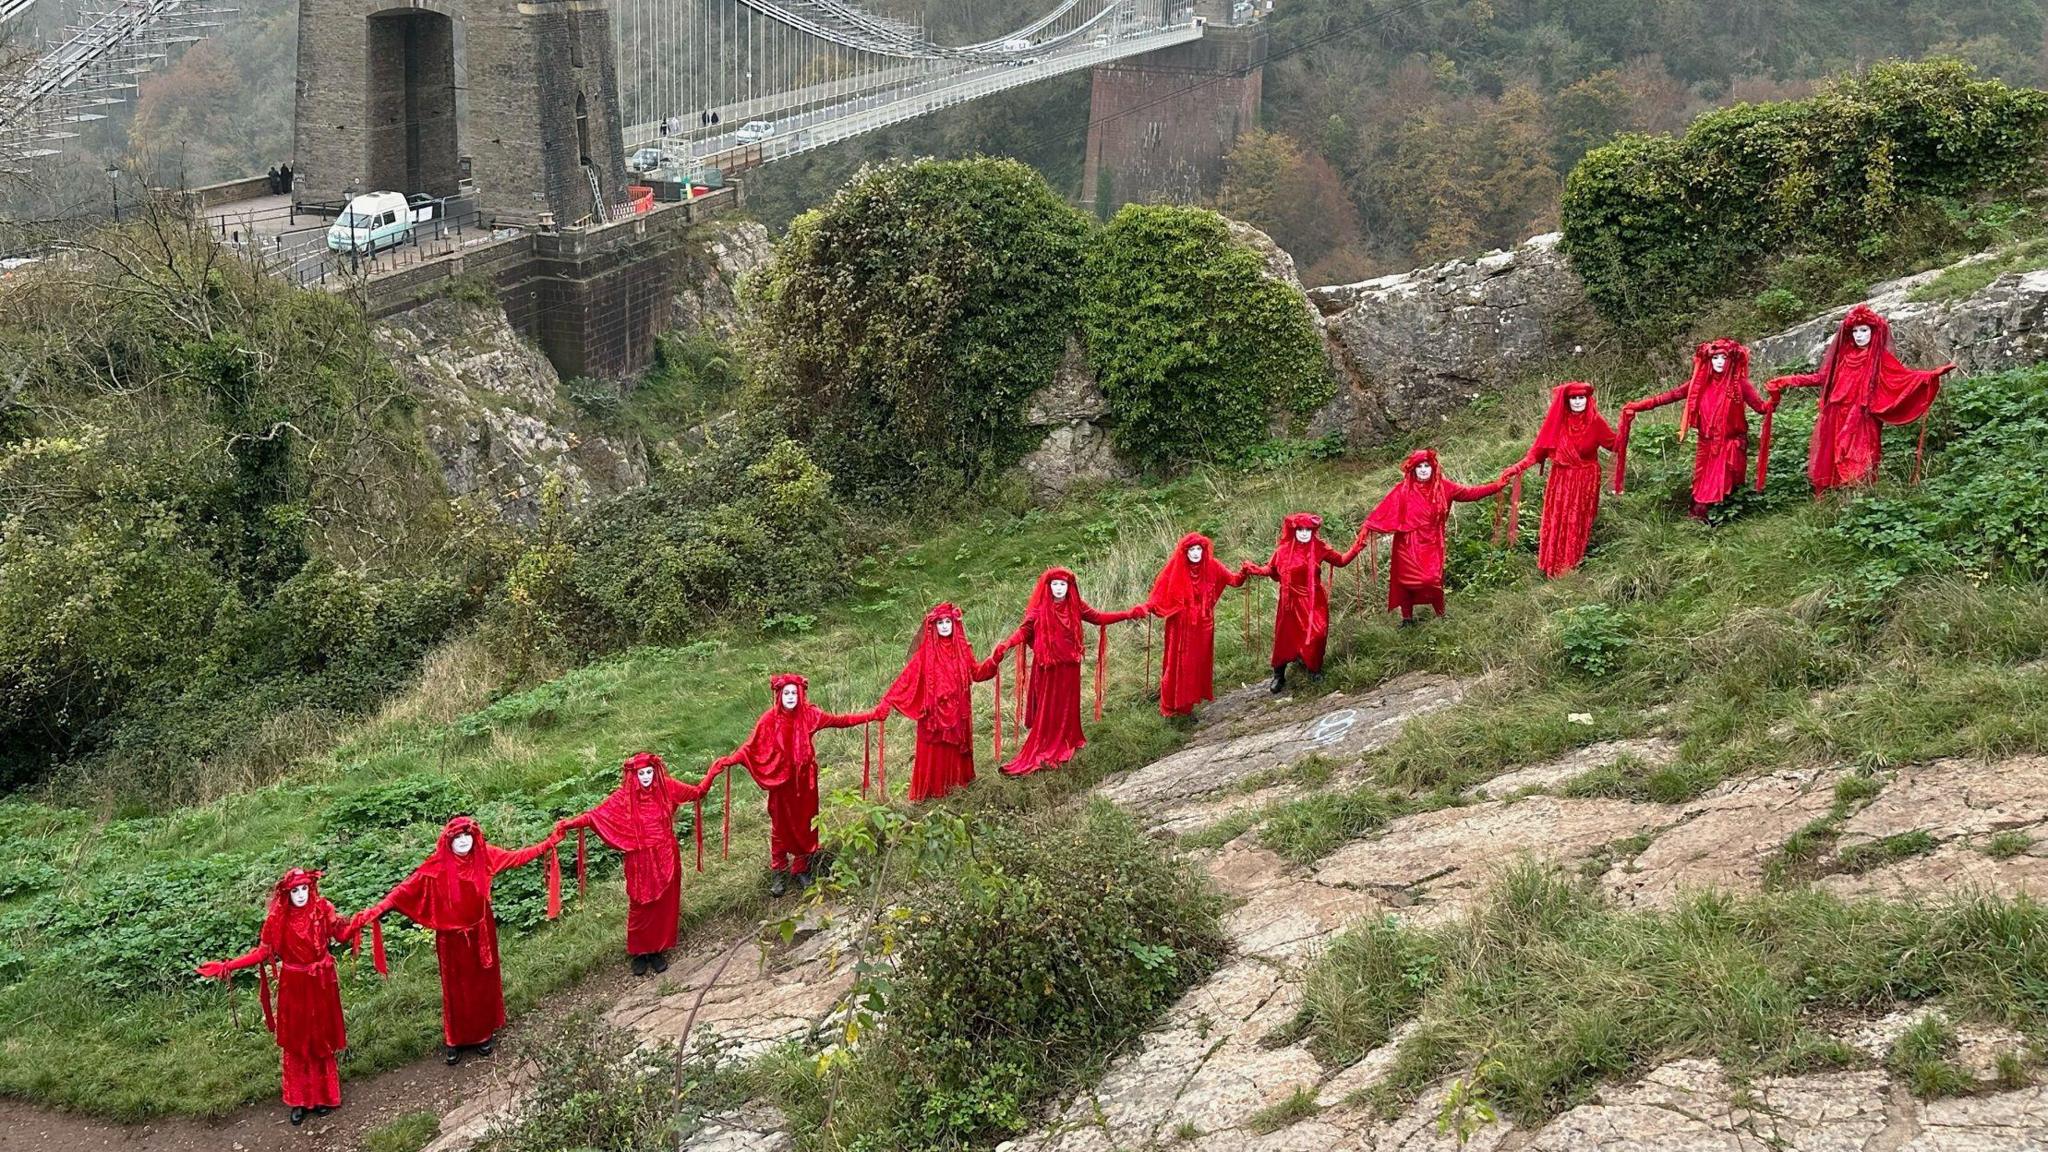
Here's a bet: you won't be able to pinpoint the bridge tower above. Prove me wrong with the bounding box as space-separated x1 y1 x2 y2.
292 0 631 226
1080 10 1265 217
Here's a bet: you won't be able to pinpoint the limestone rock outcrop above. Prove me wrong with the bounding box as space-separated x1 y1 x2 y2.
670 220 774 343
372 297 646 526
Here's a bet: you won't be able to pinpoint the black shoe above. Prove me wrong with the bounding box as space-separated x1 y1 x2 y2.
1269 666 1287 694
631 954 650 977
1399 617 1418 628
649 951 669 973
313 1106 332 1116
769 871 789 897
290 1108 306 1126
477 1037 495 1057
445 1046 461 1066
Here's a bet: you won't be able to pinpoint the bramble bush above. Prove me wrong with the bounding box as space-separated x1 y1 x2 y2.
744 158 1091 504
816 803 1225 1148
1080 205 1334 470
1561 60 2048 332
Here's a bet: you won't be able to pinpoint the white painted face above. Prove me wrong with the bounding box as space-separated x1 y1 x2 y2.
779 684 800 710
1293 527 1313 544
289 884 311 908
1186 544 1204 563
935 617 955 638
451 833 475 856
1567 395 1589 413
1414 463 1434 482
637 765 656 788
1851 324 1873 348
1049 578 1070 601
1710 353 1728 373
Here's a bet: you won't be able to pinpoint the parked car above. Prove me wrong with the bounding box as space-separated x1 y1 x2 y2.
628 147 665 173
325 191 441 254
734 120 776 144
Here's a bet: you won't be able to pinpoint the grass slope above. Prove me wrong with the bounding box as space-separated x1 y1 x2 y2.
4 362 2046 1120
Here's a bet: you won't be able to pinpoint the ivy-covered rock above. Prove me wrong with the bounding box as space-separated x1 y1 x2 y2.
744 158 1091 505
1080 205 1334 470
1561 60 2048 333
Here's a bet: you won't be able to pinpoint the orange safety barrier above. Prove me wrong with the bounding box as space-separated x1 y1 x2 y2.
626 185 655 215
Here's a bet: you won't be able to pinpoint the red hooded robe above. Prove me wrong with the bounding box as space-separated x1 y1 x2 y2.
1144 533 1249 716
359 816 562 1047
878 603 999 802
706 674 877 874
1505 383 1618 578
1347 450 1502 616
1764 305 1950 493
560 752 707 956
991 567 1146 776
197 868 352 1110
1246 514 1352 671
1616 339 1772 510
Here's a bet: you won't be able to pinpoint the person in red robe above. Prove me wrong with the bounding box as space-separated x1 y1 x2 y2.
1245 514 1354 692
1615 339 1775 518
1345 450 1502 624
875 603 999 803
703 674 881 896
196 868 356 1125
988 567 1147 776
556 752 707 976
1143 532 1250 716
1500 382 1619 578
354 816 563 1064
1763 304 1952 493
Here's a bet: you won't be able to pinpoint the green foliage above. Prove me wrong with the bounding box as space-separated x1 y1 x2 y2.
1889 1015 1976 1099
1551 603 1633 677
0 229 474 794
475 1020 749 1152
1295 915 1439 1065
567 334 743 448
823 803 1225 1148
1561 60 2048 331
1833 368 2048 583
745 158 1090 503
1080 205 1333 470
1302 866 2048 1126
1247 1087 1322 1134
363 1111 442 1152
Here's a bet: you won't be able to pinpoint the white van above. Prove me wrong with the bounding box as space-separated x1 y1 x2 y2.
1001 37 1032 53
326 191 436 253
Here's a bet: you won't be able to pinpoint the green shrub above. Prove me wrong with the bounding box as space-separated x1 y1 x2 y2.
1561 60 2048 331
1552 604 1633 677
1080 205 1333 469
744 158 1090 503
1295 915 1438 1065
474 1018 748 1152
843 803 1225 1147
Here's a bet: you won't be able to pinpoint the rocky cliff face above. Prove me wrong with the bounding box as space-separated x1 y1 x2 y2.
1018 336 1134 498
1308 233 1594 443
669 221 774 344
1753 254 2048 373
373 297 646 526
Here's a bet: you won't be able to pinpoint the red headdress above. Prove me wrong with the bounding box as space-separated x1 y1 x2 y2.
1365 450 1450 535
876 603 976 791
575 752 689 903
1146 533 1232 624
1275 512 1325 559
369 815 561 976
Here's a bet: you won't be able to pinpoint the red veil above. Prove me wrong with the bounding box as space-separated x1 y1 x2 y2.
731 674 824 792
575 752 693 904
1505 383 1613 544
1759 304 1945 489
1146 533 1234 624
1365 450 1452 535
369 815 561 975
880 603 977 748
1615 340 1751 492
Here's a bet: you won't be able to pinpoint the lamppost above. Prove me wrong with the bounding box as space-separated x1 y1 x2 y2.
104 165 119 222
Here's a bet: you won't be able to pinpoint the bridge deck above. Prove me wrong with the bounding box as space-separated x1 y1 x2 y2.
624 21 1207 171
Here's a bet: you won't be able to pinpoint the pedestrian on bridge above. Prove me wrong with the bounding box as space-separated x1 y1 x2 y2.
196 868 359 1125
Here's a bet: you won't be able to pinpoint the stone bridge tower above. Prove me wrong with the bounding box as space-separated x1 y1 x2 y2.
293 0 631 226
1080 16 1266 217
